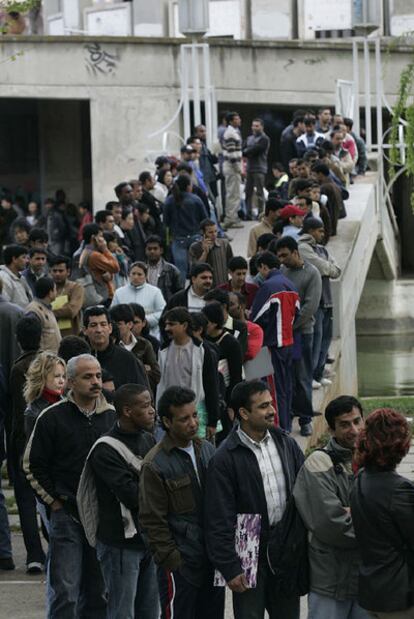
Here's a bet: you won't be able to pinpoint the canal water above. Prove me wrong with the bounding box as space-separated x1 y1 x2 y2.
357 333 414 396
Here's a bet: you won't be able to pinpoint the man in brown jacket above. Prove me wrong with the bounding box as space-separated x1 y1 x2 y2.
50 255 84 336
25 277 61 353
80 224 120 301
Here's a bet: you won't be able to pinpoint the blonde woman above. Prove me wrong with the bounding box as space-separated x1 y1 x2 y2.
24 352 66 440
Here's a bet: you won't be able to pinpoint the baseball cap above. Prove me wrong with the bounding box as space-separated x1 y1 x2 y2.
279 205 307 220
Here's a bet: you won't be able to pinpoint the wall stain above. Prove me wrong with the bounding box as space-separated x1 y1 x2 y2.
304 56 326 65
283 58 294 70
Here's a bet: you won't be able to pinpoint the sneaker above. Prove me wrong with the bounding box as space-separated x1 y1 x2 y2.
312 380 322 390
0 557 15 571
326 356 335 364
320 378 332 386
300 423 313 437
26 561 44 574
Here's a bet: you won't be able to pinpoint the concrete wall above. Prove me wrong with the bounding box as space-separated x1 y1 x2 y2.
0 36 411 205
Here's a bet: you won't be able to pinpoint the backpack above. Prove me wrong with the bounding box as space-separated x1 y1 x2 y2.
267 448 343 597
76 436 144 547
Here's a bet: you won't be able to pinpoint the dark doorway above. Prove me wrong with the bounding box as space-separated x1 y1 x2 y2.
0 98 92 208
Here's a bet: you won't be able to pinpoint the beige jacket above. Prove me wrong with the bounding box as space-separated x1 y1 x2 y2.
25 300 62 353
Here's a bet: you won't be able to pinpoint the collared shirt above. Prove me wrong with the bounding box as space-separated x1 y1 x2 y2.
120 332 137 352
187 286 206 312
147 260 163 287
237 428 286 526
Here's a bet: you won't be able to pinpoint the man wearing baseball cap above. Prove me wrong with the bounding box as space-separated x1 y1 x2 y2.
280 204 307 241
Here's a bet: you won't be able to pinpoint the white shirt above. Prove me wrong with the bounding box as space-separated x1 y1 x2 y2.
178 442 200 483
187 286 206 312
238 428 286 526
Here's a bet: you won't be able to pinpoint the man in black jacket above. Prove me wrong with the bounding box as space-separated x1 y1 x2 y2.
164 262 213 313
139 386 225 619
205 380 304 619
89 384 159 619
83 305 150 392
243 118 270 219
24 354 116 618
204 287 248 358
144 235 183 302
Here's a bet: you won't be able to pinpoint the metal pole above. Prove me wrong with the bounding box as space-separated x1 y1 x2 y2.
202 44 213 147
375 37 383 152
363 38 372 151
182 46 191 142
352 39 360 136
191 39 201 128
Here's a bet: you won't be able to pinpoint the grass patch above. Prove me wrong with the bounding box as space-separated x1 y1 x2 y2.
361 396 414 417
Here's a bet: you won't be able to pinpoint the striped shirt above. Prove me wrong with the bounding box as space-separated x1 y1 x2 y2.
222 125 242 163
237 428 286 525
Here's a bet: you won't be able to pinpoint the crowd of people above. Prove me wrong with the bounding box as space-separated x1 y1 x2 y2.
0 108 413 619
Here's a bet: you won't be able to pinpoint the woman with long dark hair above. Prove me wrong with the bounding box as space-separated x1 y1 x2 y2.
163 173 207 280
351 408 414 618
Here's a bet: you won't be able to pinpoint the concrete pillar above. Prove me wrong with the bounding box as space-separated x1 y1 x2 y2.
89 92 181 210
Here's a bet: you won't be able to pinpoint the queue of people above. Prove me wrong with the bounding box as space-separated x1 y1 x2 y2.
1 109 413 619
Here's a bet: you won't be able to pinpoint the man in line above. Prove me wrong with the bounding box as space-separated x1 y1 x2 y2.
165 263 213 313
24 354 116 618
296 117 324 158
218 256 258 310
206 380 304 619
276 236 322 437
194 124 219 199
22 248 48 296
243 118 270 219
144 235 183 303
204 288 248 358
50 255 84 337
280 204 307 241
247 198 283 258
280 115 305 171
251 252 299 432
293 396 370 619
0 244 32 308
139 386 225 618
109 304 160 394
83 305 150 391
88 384 159 619
222 111 244 230
80 224 120 303
189 219 233 287
25 277 61 354
298 218 341 388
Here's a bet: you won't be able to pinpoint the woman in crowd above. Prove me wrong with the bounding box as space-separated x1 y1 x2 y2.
24 352 66 440
110 262 166 338
351 408 414 619
163 173 207 281
26 201 45 228
152 168 174 204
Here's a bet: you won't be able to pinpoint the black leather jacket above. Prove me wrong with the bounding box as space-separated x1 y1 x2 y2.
351 468 414 612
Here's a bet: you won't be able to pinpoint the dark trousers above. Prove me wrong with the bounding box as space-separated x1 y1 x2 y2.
312 307 333 381
158 567 224 619
245 172 265 216
233 561 299 619
48 509 106 619
11 448 45 564
292 332 314 426
270 346 293 432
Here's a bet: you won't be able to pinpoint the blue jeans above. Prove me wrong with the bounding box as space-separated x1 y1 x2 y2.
96 542 159 619
0 467 12 558
48 508 106 619
171 235 201 281
312 308 333 381
292 332 314 426
308 592 371 619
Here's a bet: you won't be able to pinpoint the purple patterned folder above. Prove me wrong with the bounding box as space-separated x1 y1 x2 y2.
214 513 262 589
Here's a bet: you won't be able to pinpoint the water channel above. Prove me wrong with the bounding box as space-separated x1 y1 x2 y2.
357 333 414 396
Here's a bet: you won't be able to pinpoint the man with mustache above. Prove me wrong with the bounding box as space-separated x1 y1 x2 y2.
24 354 116 618
205 380 304 619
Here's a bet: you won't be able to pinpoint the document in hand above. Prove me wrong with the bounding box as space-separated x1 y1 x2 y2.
214 513 262 588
